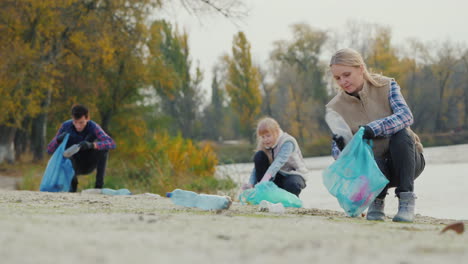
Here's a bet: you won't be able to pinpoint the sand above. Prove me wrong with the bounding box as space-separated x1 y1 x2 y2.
1 189 467 264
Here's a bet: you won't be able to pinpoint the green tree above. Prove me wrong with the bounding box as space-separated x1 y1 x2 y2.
225 31 261 142
202 66 226 140
147 20 203 138
433 43 461 131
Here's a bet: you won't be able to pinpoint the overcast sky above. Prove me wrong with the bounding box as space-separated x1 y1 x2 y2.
163 0 468 99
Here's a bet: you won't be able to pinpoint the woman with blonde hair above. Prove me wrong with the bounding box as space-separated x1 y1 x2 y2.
242 117 307 196
327 48 425 222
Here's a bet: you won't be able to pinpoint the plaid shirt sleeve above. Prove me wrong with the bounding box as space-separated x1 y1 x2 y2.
47 125 66 154
94 124 116 150
367 81 414 137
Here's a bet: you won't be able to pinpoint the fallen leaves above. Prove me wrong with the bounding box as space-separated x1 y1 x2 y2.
440 222 465 234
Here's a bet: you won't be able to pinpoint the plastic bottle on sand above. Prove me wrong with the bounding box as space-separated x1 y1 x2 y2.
166 189 232 210
258 200 285 214
81 188 103 194
81 188 132 195
101 188 132 195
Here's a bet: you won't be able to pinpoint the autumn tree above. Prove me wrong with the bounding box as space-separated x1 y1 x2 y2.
201 65 227 140
224 31 262 142
76 0 152 132
420 41 461 131
269 23 327 143
461 50 468 129
257 65 274 117
0 0 85 161
366 27 402 80
327 20 379 60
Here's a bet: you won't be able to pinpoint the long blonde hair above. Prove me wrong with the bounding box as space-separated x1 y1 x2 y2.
255 117 281 151
329 48 384 87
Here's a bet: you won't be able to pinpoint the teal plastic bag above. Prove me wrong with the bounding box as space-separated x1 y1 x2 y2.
322 127 389 217
239 181 303 208
40 134 75 192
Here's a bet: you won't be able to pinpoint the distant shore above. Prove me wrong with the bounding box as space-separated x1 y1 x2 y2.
1 190 467 264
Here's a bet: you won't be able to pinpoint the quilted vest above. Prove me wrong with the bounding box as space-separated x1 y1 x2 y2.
326 75 423 158
262 132 309 178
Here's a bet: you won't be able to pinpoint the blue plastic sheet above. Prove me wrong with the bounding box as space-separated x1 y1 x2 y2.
239 181 303 208
322 127 389 217
40 134 75 192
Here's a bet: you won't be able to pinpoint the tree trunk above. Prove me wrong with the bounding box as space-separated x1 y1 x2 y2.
14 117 31 161
262 87 273 117
100 110 112 133
0 125 16 164
464 87 468 129
435 74 451 131
31 113 47 161
31 87 52 161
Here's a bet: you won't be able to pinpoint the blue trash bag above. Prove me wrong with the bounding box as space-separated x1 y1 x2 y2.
239 181 303 208
322 127 389 217
40 134 75 192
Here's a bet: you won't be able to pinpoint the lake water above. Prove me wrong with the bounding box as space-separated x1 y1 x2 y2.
217 144 468 220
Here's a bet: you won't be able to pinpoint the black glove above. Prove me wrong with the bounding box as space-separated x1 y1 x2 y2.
79 141 94 151
84 134 97 142
332 134 345 151
361 125 375 139
56 132 67 143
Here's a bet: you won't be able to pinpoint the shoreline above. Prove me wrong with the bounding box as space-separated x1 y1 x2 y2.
1 189 467 264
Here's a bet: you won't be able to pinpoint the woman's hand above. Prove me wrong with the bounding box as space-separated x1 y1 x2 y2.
332 134 345 151
241 183 254 190
360 125 375 139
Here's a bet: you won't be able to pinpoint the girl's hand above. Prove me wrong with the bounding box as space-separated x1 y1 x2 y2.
241 183 253 190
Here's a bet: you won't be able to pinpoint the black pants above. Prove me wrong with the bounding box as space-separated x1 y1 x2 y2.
375 129 425 199
253 151 306 197
69 149 109 192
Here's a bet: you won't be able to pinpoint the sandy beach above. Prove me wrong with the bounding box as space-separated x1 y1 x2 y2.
1 189 467 264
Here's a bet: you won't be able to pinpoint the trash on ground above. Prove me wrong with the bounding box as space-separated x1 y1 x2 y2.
166 189 232 210
258 200 285 214
239 181 302 208
81 188 132 195
440 222 465 234
81 188 103 194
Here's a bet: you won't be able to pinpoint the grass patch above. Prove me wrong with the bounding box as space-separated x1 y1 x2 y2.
211 142 255 164
418 130 468 147
302 135 333 157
